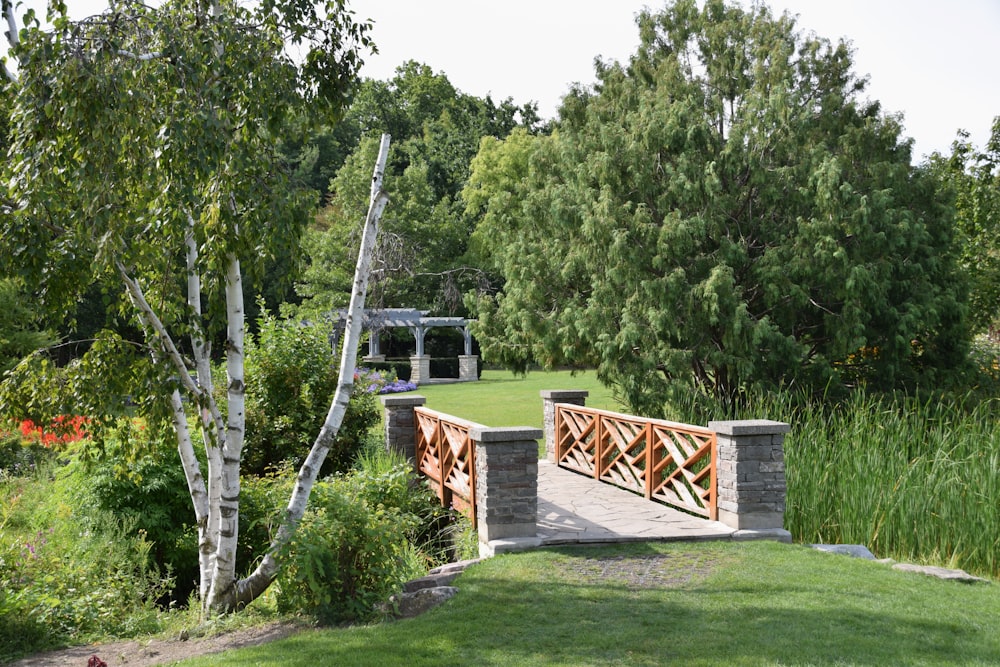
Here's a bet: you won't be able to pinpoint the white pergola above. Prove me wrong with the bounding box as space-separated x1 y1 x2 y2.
330 308 474 358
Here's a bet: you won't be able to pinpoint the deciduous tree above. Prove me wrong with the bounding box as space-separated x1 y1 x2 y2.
0 0 388 616
929 118 1000 333
297 61 541 315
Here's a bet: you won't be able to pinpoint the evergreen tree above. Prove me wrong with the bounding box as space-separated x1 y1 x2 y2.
465 0 968 412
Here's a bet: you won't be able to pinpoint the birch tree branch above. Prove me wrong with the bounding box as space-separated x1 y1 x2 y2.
230 133 392 609
116 259 227 438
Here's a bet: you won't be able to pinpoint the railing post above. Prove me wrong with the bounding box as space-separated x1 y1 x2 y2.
540 390 589 463
708 419 791 542
470 426 543 557
380 394 426 470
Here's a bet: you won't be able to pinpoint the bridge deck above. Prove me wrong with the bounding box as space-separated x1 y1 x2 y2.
535 460 735 545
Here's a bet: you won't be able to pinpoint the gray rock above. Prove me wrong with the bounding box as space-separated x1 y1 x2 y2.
811 544 876 560
892 563 990 584
429 558 481 575
403 571 460 593
389 586 459 619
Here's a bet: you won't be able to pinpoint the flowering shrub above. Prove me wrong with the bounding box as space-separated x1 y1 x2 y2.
354 368 417 394
18 415 88 448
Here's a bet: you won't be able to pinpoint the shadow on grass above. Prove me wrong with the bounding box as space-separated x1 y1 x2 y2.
205 544 995 666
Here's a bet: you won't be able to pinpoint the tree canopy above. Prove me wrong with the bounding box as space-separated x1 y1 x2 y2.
929 117 1000 334
0 0 383 615
465 0 969 413
296 61 542 316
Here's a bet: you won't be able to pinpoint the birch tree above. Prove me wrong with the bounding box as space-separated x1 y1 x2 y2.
0 0 389 615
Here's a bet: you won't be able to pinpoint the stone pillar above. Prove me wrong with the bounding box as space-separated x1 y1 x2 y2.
708 419 791 542
471 426 542 556
381 394 426 466
540 390 589 462
459 355 479 382
410 355 431 385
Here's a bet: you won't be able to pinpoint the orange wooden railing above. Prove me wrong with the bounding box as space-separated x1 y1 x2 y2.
555 404 718 520
414 406 480 519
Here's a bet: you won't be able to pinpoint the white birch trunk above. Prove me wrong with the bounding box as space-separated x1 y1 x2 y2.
215 133 391 612
169 389 214 596
184 220 221 600
204 251 246 612
2 0 18 83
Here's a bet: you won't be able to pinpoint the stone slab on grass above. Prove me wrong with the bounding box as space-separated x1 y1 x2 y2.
892 563 991 584
811 544 876 560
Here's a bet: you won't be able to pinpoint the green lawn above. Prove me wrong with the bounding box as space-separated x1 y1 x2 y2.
398 369 623 432
182 540 1000 666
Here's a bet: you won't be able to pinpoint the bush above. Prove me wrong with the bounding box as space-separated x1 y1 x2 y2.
61 420 200 606
276 456 445 623
241 310 380 477
1 471 170 657
0 428 54 478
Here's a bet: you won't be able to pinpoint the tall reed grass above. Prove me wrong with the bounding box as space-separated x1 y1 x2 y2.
676 389 1000 580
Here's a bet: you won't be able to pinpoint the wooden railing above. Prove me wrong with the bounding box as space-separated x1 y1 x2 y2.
414 406 481 519
555 404 718 520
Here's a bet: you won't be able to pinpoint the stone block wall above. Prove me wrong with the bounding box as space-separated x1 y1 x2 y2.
380 394 426 464
471 427 542 543
458 355 479 382
708 419 790 533
410 355 431 385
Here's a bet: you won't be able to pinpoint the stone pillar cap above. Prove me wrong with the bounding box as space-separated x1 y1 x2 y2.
540 389 589 399
380 394 427 407
708 419 790 435
471 426 543 442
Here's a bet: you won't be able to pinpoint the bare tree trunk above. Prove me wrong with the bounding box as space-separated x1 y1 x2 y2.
215 133 391 613
184 217 219 599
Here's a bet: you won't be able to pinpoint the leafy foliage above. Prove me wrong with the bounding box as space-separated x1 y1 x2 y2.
296 61 542 316
0 279 56 375
276 459 440 623
241 310 380 477
466 0 969 412
1 473 170 656
929 117 1000 333
60 420 201 605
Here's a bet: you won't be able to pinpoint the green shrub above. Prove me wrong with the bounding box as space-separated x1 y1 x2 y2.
0 504 169 657
276 459 443 623
241 310 380 477
0 428 54 478
238 467 295 579
59 419 200 606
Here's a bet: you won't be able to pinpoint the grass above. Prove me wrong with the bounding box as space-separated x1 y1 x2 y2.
409 368 622 429
179 540 1000 666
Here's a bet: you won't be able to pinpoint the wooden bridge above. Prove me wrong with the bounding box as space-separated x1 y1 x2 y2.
383 392 791 556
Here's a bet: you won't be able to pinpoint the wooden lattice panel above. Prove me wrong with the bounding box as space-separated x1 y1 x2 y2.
599 415 648 494
414 407 480 521
555 405 717 520
648 424 715 518
556 406 597 475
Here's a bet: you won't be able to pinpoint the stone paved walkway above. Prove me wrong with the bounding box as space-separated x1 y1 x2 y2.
534 460 735 545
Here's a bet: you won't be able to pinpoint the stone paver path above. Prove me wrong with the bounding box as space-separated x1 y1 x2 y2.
535 460 734 545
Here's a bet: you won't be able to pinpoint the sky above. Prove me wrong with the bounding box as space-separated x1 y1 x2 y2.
348 0 1000 161
15 0 1000 161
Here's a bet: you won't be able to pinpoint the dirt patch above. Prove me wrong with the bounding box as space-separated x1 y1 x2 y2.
10 620 308 667
561 552 726 589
